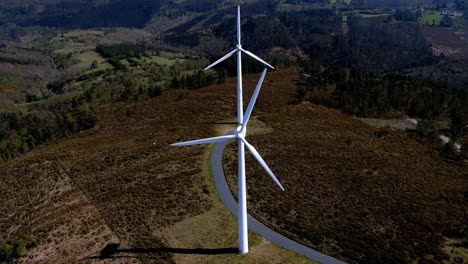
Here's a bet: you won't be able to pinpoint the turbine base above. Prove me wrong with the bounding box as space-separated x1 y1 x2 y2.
239 249 249 255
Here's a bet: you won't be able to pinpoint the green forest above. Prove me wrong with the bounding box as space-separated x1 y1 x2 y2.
294 62 468 141
0 43 219 163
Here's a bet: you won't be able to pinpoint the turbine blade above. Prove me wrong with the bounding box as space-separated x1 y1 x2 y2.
237 6 241 45
240 48 275 69
204 49 237 70
241 68 267 132
240 138 285 191
171 135 236 147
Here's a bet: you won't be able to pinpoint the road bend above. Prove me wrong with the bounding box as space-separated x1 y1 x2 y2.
210 133 346 264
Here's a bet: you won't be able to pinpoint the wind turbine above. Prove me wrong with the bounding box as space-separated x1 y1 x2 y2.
171 6 284 254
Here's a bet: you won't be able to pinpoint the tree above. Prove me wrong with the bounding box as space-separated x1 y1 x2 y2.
170 76 179 89
449 103 465 140
179 76 187 89
75 110 97 130
0 124 6 141
0 243 13 262
148 85 162 98
90 60 98 69
120 86 132 101
217 68 227 84
440 15 453 27
461 143 468 160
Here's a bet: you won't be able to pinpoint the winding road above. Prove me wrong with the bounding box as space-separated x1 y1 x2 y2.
210 133 346 264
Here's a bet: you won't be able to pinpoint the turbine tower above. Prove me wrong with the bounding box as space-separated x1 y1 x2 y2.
171 6 284 255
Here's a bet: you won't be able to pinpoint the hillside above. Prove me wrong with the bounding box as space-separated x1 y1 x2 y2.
224 101 467 263
0 70 466 263
0 70 311 263
0 0 163 29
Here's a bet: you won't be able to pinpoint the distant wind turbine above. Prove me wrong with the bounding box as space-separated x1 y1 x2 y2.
171 6 284 254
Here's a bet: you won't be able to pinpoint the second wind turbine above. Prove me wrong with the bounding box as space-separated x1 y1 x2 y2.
171 6 284 254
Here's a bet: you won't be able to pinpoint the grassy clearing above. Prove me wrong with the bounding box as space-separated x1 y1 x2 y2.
159 51 185 59
419 12 443 26
119 59 131 66
52 47 82 54
63 30 104 38
73 50 105 69
357 118 416 130
81 62 113 74
329 0 352 4
0 74 25 87
147 56 180 66
360 13 391 19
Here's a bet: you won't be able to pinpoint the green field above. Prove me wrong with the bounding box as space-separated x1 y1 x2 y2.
80 62 113 75
419 12 443 26
142 56 181 66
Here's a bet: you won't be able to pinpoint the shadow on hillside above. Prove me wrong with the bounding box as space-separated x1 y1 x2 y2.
88 243 238 260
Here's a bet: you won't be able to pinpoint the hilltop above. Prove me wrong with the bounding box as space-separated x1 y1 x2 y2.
0 70 466 263
0 70 310 263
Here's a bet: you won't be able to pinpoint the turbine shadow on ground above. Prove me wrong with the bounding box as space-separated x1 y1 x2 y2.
87 243 238 260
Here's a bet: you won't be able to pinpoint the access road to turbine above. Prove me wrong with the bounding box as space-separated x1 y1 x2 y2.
210 132 346 264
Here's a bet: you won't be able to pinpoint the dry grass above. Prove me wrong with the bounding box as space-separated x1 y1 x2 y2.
224 101 467 263
0 70 305 263
156 136 315 264
2 68 465 263
357 118 417 130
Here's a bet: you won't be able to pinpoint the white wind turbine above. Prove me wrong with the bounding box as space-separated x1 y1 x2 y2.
171 6 284 254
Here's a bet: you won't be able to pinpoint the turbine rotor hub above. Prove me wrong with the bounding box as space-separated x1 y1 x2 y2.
236 126 245 139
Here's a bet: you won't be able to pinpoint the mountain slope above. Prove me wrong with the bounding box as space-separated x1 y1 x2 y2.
0 70 304 263
0 70 466 263
224 98 467 263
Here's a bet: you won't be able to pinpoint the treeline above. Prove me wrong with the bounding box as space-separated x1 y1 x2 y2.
0 52 223 162
0 56 39 65
174 0 223 13
0 73 155 163
333 18 436 72
96 43 158 61
237 16 295 51
0 103 96 162
392 9 422 21
295 62 468 138
164 4 438 73
0 235 42 262
212 14 297 51
17 0 163 29
455 0 468 10
213 9 434 73
170 70 217 90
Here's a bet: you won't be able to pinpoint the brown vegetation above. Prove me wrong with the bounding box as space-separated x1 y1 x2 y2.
1 69 466 263
0 69 299 263
224 96 467 263
0 73 236 262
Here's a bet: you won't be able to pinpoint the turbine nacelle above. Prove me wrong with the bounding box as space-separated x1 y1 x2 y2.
236 126 246 139
205 47 275 71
